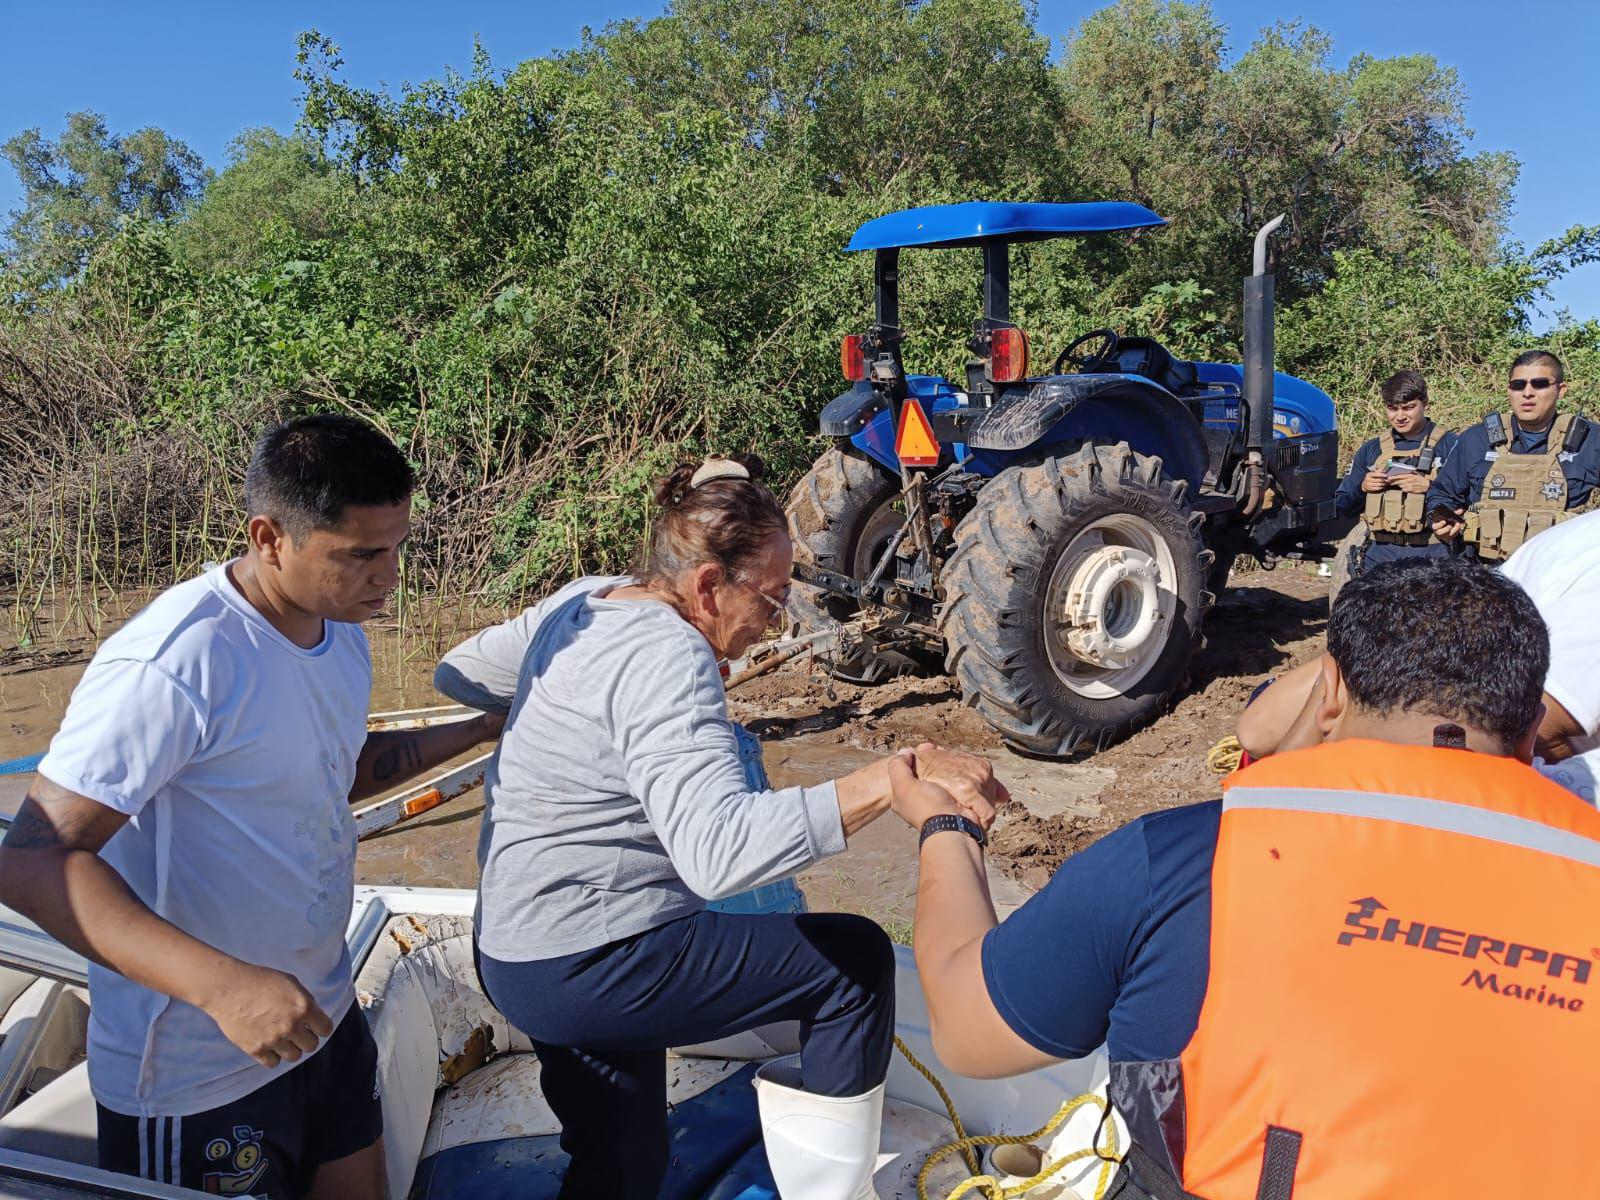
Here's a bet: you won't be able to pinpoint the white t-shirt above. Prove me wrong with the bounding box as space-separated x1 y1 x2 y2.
1538 749 1600 807
38 564 371 1117
1501 509 1600 737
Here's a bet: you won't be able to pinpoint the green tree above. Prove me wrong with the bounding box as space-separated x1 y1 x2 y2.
174 128 351 275
1054 0 1515 308
2 111 208 285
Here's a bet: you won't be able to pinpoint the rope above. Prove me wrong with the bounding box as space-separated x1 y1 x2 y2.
1205 735 1243 775
893 1036 1122 1200
0 752 43 776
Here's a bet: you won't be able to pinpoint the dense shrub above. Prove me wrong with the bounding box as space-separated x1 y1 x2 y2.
2 0 1595 601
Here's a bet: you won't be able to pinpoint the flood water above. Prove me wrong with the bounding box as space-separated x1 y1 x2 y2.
0 591 1026 925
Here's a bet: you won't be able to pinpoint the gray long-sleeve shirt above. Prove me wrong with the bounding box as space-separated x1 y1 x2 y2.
434 576 846 962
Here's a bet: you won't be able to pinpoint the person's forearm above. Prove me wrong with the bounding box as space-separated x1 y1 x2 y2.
834 759 894 838
913 831 998 1025
1 847 244 1010
350 713 502 801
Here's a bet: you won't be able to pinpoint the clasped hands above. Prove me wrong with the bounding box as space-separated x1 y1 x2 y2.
887 742 1009 834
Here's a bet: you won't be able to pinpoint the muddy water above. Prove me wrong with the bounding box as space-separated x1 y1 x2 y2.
1 594 1005 925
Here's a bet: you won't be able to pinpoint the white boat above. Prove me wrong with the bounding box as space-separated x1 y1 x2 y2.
0 886 1128 1199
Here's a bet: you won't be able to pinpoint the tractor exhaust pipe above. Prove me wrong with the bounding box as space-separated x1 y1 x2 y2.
1239 214 1286 516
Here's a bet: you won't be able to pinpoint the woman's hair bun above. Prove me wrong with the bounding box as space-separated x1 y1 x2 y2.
651 453 769 508
728 452 766 483
640 450 788 586
653 462 698 508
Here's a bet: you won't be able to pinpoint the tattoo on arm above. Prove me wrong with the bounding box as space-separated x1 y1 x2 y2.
371 735 424 785
1 800 66 852
1 784 125 855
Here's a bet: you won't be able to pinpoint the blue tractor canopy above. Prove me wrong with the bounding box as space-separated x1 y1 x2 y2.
845 201 1168 251
842 202 1168 355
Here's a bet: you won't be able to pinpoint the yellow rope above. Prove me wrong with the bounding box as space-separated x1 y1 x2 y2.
893 1036 982 1175
894 1036 1122 1200
1205 734 1243 775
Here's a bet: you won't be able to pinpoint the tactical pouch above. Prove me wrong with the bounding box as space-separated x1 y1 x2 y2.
1469 412 1574 559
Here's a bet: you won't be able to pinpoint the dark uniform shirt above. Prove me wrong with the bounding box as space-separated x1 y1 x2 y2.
983 801 1218 1061
1334 420 1459 519
1427 414 1600 516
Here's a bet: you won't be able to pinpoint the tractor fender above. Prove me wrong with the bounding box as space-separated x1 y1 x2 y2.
963 375 1209 494
819 383 884 438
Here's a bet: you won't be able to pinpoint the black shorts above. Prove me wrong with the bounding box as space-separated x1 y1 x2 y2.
97 1002 383 1199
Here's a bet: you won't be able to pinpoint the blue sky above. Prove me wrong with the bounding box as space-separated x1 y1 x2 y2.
2 1 1595 319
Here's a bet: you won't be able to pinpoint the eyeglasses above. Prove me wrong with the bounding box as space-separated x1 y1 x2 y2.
737 576 791 623
1509 377 1557 392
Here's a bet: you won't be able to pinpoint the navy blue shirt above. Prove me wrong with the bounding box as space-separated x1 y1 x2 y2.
1427 414 1600 515
981 801 1219 1062
1333 421 1459 519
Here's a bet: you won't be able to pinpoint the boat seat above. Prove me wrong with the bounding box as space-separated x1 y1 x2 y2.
0 981 88 1115
0 1061 96 1166
0 966 37 1017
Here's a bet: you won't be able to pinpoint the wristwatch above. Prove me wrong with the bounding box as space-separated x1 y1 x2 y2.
919 813 987 850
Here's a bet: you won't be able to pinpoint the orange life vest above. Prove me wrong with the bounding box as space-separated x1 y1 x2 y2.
1112 739 1600 1199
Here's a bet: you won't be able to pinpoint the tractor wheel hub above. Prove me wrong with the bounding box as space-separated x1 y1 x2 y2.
1058 545 1163 667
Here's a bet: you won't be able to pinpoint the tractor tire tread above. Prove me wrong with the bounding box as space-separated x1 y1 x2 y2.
938 441 1208 758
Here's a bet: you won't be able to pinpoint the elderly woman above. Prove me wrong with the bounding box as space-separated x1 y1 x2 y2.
434 455 998 1199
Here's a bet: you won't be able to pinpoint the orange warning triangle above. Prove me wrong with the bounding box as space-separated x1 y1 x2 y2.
895 399 941 467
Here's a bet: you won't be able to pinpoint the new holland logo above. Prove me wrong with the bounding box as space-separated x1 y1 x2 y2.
1338 897 1590 1013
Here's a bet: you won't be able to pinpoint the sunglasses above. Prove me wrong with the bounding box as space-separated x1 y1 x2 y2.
1508 377 1558 392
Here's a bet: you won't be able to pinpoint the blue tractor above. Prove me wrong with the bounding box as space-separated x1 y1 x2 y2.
786 202 1340 756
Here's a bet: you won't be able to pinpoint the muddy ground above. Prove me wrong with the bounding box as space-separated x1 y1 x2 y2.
732 563 1331 894
1 563 1329 927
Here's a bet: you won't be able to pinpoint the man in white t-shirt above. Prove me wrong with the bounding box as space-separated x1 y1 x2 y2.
1501 508 1600 763
0 415 503 1200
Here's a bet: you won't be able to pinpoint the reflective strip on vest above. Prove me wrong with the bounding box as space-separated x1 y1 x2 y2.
1223 786 1600 868
1143 741 1600 1200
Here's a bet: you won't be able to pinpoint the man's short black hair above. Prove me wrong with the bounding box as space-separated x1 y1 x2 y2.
244 414 413 537
1509 349 1564 384
1328 558 1547 748
1380 369 1428 407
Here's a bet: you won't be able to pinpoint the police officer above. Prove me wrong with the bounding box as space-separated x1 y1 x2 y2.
1333 370 1457 570
1428 350 1600 561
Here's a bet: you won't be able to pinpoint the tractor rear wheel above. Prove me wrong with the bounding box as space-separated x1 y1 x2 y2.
786 446 932 684
939 443 1211 757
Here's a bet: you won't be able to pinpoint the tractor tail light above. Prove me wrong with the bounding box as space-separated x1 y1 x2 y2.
990 327 1030 383
841 334 868 382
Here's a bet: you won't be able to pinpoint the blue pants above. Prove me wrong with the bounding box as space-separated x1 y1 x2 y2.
1361 538 1451 570
479 910 896 1200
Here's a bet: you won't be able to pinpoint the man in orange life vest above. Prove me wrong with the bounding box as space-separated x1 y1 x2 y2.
891 556 1600 1198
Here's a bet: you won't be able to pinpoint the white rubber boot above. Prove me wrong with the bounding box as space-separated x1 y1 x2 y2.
755 1054 886 1199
